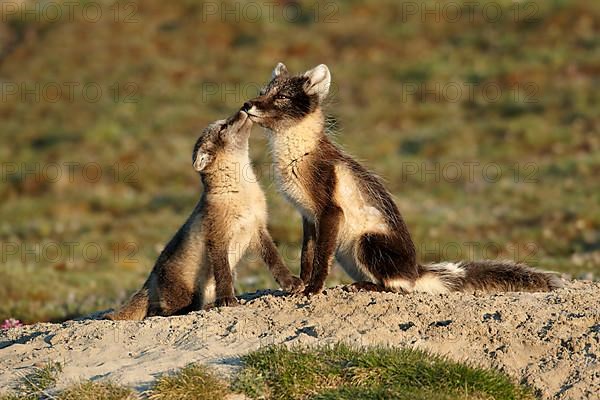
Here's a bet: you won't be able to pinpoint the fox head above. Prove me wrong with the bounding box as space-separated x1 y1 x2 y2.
243 63 331 130
192 110 252 173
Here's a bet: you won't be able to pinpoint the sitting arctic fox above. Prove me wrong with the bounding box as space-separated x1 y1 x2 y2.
105 110 303 320
243 63 561 296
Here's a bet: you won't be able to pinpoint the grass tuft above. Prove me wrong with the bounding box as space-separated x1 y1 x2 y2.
234 344 535 400
0 346 536 399
146 364 231 400
20 362 62 399
0 362 63 400
57 381 136 400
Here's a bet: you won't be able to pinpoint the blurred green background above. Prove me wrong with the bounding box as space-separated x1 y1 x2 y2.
0 0 598 323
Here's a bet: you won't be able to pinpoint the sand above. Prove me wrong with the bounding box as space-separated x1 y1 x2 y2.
1 279 598 399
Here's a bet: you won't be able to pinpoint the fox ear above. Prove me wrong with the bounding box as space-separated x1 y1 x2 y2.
193 152 213 172
303 64 331 102
271 62 289 79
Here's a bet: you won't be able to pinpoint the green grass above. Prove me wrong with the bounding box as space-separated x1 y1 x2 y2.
146 364 231 400
0 0 598 323
0 362 63 400
57 381 135 400
232 345 535 400
1 380 135 400
0 362 133 400
0 345 535 399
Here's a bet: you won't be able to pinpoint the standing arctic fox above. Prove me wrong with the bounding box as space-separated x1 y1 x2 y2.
243 62 561 296
105 110 303 320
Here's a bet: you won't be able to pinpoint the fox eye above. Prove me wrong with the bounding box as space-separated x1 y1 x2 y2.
275 94 291 100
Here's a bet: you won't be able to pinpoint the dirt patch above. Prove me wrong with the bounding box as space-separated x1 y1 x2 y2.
1 280 598 399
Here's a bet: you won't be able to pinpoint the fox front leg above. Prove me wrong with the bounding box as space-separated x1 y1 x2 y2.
257 228 304 294
300 216 316 285
206 239 239 307
304 205 343 296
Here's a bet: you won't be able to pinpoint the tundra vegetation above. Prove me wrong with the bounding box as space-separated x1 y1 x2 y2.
0 345 534 400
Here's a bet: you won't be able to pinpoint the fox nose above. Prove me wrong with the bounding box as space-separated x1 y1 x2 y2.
241 102 252 112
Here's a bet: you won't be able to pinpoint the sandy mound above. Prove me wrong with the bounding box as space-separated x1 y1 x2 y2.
1 280 598 399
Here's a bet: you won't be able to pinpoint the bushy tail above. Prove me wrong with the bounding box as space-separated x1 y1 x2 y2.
414 260 562 293
104 286 150 321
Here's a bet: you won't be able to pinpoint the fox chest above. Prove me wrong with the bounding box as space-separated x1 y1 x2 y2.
269 129 322 218
226 184 268 234
274 161 316 219
206 184 267 262
224 198 265 268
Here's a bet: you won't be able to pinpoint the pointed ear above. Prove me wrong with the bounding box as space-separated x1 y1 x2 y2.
193 152 212 172
271 62 289 79
303 64 331 102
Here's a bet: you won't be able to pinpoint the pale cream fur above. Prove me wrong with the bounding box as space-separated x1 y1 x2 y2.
384 277 416 293
334 165 388 239
267 110 325 218
413 275 449 294
334 165 390 284
177 150 268 308
206 150 268 269
385 262 466 294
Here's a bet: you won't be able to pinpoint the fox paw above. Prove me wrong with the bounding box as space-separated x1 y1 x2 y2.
342 282 386 293
303 283 324 297
103 311 117 320
281 276 305 294
214 296 240 308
